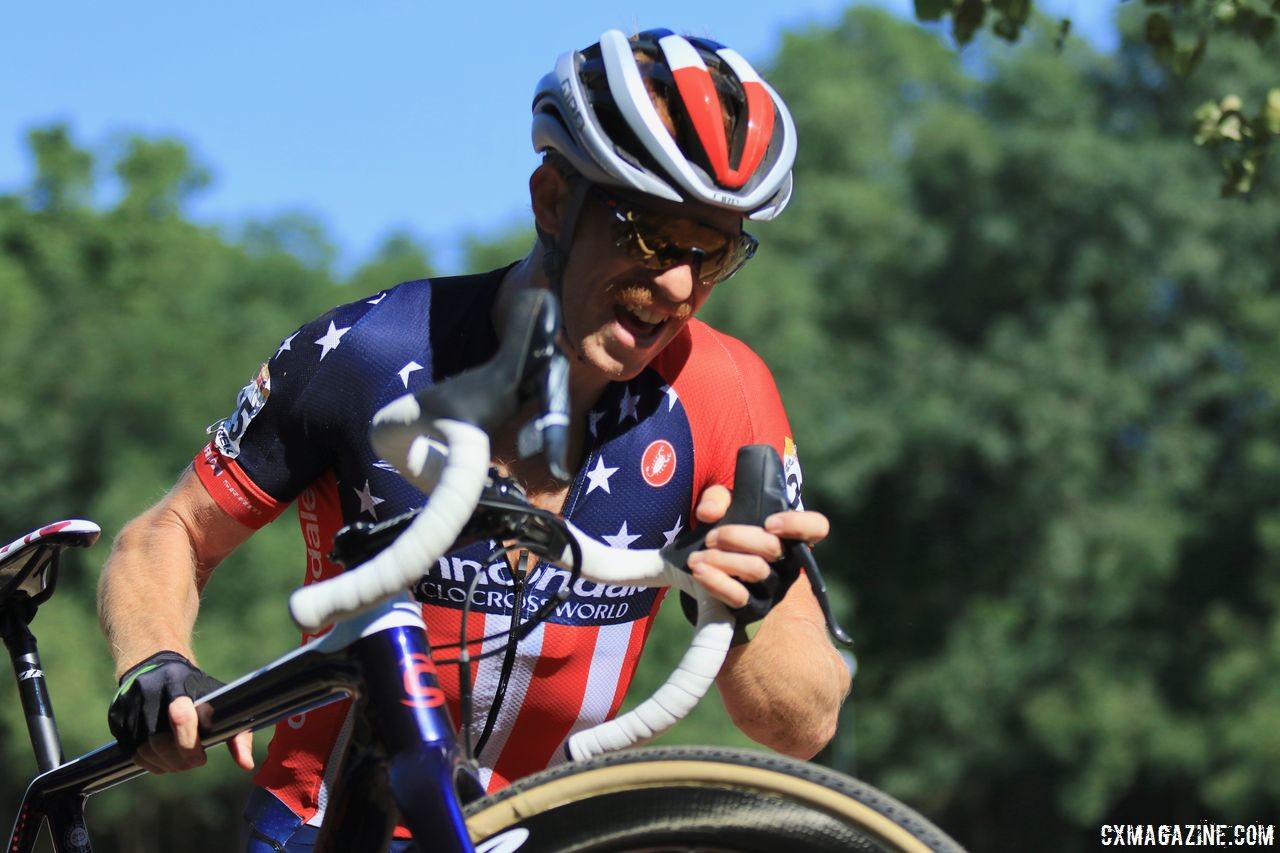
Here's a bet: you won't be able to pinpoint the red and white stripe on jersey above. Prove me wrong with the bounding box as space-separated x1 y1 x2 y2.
194 448 666 835
658 34 776 190
480 611 661 791
191 313 800 840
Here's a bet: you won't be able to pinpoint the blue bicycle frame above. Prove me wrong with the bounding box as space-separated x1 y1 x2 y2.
7 287 853 853
8 595 484 853
9 287 572 853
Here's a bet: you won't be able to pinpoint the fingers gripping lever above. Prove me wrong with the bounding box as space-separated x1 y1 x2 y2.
565 446 852 761
664 445 853 647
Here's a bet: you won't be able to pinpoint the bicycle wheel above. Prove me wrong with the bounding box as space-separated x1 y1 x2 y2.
463 745 965 853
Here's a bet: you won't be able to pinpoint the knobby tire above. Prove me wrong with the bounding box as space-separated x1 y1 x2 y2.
462 745 965 853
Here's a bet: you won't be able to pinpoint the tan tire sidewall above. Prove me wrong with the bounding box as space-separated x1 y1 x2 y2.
466 757 936 852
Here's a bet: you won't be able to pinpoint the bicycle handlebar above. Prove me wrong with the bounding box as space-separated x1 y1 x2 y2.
298 399 791 761
289 286 836 758
287 416 491 633
288 402 739 755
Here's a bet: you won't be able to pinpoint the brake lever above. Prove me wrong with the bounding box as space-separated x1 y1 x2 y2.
516 291 571 482
372 288 573 491
789 541 854 648
662 444 854 648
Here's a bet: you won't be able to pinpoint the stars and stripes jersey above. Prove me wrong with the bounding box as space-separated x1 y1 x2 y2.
193 267 805 833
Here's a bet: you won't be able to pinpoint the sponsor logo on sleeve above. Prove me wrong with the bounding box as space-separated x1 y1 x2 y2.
641 439 677 488
207 363 271 460
783 436 804 511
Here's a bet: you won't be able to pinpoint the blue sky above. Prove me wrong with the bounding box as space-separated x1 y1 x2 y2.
0 0 1117 273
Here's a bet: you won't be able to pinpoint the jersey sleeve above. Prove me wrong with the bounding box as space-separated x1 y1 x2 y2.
193 300 377 529
660 320 806 513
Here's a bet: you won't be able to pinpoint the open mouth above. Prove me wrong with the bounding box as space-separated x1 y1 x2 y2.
614 303 667 344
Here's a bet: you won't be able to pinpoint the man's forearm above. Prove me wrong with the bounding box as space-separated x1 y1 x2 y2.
98 469 254 677
715 604 851 758
97 509 205 677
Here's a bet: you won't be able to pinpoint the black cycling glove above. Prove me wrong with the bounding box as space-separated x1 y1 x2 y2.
679 544 803 640
107 650 225 756
668 444 803 644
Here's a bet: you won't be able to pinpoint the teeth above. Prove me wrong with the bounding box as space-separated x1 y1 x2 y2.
627 306 665 325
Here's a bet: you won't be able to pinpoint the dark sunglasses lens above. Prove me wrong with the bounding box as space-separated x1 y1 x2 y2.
599 188 756 284
697 233 757 284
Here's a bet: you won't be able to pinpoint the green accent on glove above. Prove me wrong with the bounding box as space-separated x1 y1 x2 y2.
115 663 163 700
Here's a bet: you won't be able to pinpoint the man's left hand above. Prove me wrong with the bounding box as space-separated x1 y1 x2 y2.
686 484 830 609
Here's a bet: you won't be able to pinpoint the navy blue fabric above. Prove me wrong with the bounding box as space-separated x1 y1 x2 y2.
216 267 776 828
227 269 504 511
226 270 700 627
240 787 413 852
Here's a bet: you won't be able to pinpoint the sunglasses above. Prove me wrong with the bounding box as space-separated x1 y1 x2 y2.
587 184 758 286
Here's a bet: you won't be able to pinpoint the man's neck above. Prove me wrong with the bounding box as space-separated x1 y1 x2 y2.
489 252 606 503
493 252 609 422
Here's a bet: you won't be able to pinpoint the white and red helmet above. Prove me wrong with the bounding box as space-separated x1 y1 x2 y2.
532 28 797 221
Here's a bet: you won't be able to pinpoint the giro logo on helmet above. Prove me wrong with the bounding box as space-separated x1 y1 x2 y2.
559 79 586 131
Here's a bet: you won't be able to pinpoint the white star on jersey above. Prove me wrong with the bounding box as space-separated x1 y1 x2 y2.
398 361 423 388
660 383 680 412
585 455 619 494
662 515 684 547
602 520 641 549
588 409 605 438
618 385 640 423
276 332 300 359
354 480 385 518
315 321 350 360
367 292 387 305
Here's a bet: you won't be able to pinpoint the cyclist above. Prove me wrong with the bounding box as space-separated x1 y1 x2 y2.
97 28 852 852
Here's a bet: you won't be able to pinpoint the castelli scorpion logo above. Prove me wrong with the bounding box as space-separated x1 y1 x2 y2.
641 440 677 488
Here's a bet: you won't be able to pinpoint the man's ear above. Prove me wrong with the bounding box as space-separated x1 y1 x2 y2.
529 163 569 236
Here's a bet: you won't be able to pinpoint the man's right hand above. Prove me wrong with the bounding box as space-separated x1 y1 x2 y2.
108 650 254 774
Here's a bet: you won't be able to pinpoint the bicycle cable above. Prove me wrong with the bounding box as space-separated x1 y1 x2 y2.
429 523 583 661
457 555 488 762
472 548 531 760
452 534 583 764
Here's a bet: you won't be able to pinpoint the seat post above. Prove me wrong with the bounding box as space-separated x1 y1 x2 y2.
1 605 64 774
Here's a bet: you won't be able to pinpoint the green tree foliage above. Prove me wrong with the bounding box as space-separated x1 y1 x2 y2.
459 219 536 273
913 0 1280 194
692 7 1279 848
346 229 434 295
0 126 390 850
5 5 1280 850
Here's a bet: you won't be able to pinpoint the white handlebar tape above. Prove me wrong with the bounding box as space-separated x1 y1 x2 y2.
566 594 734 760
558 522 732 758
561 520 677 588
288 420 490 632
285 398 734 756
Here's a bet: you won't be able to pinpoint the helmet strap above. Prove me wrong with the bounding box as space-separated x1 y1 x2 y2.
537 176 592 302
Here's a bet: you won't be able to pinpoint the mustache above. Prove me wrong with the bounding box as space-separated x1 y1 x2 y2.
607 283 693 321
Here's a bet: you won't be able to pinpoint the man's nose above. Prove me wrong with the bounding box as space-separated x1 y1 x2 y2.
650 261 698 306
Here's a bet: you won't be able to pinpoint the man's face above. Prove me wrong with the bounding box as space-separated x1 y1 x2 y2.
557 185 748 383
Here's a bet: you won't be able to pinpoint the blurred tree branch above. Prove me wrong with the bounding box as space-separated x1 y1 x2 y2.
912 0 1279 195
